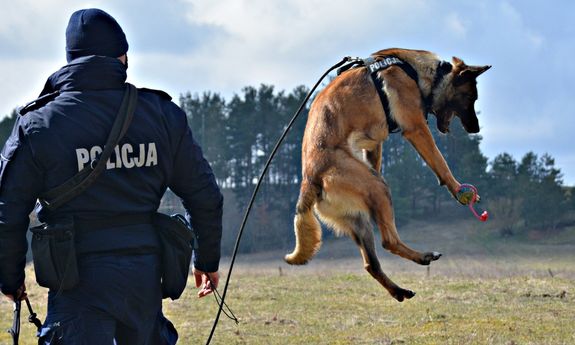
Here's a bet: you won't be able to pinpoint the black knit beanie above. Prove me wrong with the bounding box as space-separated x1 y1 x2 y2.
65 8 129 62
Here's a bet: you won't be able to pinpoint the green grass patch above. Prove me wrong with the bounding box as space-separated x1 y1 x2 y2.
2 264 572 345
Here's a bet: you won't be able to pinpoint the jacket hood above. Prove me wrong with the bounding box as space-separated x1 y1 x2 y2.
40 55 127 96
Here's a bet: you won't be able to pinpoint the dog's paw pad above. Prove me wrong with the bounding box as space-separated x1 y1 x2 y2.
420 252 442 265
431 251 442 260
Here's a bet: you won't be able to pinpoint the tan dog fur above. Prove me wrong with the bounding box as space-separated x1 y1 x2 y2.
285 48 490 301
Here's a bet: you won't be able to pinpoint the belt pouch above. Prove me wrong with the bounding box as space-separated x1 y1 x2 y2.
30 221 79 291
153 213 194 300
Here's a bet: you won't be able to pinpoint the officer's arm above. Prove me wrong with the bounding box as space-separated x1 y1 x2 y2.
168 115 223 273
0 120 42 296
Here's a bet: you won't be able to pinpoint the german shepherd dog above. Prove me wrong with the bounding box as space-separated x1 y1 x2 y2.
284 48 490 301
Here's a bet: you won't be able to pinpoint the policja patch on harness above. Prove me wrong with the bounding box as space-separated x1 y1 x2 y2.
365 56 404 73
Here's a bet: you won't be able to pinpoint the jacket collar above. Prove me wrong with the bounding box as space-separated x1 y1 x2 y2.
40 55 127 96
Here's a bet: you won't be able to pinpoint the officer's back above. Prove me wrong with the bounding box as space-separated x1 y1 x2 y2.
0 8 222 344
15 55 195 253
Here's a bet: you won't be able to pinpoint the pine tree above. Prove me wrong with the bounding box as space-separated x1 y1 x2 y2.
518 153 567 231
179 92 228 186
487 153 521 236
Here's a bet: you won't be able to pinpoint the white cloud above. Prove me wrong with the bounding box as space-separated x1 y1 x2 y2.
172 0 436 95
0 58 64 114
445 12 468 38
0 0 77 57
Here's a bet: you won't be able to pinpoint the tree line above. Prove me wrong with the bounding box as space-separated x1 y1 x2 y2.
1 84 573 253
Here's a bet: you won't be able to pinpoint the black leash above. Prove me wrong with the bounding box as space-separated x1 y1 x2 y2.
25 298 43 335
8 300 20 345
8 297 42 345
204 56 358 345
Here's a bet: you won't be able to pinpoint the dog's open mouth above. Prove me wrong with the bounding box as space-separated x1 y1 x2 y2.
459 113 480 133
437 111 480 134
436 116 451 134
438 123 450 133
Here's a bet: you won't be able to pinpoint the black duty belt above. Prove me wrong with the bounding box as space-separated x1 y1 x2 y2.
75 213 153 232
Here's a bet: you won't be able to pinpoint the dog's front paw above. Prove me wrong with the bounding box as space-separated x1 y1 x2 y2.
392 288 416 302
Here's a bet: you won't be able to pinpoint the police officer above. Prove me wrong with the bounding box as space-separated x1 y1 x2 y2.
0 8 223 344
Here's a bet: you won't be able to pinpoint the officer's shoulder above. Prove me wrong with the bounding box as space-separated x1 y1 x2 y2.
18 91 60 116
138 87 172 101
139 87 186 123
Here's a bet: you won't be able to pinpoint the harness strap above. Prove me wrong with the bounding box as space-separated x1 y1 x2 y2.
369 74 397 132
363 56 419 133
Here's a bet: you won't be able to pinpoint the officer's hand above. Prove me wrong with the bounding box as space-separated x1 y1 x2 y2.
4 283 27 302
193 269 219 298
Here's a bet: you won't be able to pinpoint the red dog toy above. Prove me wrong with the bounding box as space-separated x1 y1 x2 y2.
457 184 488 222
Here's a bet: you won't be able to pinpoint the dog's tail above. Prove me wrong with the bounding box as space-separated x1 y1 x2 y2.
285 181 322 265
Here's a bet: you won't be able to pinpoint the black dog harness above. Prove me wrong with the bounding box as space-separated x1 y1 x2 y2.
337 56 452 133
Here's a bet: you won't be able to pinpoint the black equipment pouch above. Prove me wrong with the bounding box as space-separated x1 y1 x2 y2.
29 220 79 291
153 213 196 300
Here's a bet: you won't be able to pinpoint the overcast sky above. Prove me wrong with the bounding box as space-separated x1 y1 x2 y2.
1 0 574 185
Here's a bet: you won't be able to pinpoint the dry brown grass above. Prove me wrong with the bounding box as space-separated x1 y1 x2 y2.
1 220 574 344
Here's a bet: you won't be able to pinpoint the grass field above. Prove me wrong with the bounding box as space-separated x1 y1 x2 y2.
1 220 574 344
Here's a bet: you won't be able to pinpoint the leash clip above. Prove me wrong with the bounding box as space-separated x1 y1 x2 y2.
344 56 362 63
336 57 365 76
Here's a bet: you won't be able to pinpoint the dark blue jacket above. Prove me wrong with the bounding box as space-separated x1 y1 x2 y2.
0 56 223 295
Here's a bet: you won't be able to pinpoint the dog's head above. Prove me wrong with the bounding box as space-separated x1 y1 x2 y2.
433 57 490 134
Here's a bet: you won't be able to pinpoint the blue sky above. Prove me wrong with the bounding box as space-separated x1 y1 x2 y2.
1 0 574 184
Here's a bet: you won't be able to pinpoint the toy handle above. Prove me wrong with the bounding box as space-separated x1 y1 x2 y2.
458 184 489 222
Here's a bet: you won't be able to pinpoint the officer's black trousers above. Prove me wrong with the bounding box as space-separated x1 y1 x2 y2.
38 253 177 344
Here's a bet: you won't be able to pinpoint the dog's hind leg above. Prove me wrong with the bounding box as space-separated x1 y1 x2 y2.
341 214 415 302
285 180 322 265
370 179 442 266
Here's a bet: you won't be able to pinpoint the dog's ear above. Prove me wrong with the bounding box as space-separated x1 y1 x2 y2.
457 64 492 81
451 56 465 67
452 57 491 78
468 65 491 77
